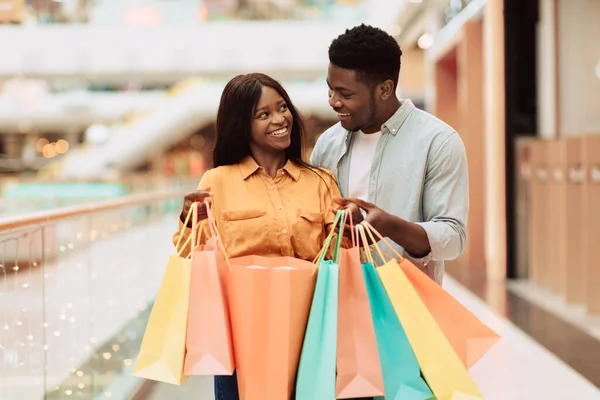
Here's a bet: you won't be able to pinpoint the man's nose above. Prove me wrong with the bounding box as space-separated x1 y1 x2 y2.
329 95 341 109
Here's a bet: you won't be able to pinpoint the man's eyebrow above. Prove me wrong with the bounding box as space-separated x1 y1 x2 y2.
326 81 353 92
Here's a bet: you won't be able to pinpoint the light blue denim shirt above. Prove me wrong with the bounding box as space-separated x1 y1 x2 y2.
309 99 469 283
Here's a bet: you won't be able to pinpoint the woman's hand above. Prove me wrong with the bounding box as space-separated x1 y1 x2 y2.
330 197 362 241
180 188 212 227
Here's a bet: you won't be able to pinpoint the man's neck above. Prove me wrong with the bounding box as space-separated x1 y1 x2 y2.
362 99 402 134
379 98 402 125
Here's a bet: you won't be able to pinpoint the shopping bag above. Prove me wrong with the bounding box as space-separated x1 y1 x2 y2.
184 202 235 375
357 226 432 400
363 221 500 369
227 255 317 400
132 207 195 385
296 210 344 400
361 224 483 399
336 214 385 399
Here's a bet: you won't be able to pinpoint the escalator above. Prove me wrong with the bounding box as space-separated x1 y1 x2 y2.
44 80 333 181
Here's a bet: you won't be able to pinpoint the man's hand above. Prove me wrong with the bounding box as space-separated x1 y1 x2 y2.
347 197 390 236
180 188 212 227
351 197 432 258
330 197 392 245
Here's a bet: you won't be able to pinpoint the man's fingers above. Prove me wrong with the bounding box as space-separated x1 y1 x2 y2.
349 197 374 210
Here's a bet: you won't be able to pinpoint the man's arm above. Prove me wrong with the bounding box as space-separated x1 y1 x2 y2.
413 132 469 262
351 131 469 264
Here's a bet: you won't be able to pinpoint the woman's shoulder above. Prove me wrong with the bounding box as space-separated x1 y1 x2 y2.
297 163 338 187
196 165 241 187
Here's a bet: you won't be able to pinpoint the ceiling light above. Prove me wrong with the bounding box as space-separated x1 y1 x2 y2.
417 32 434 50
388 25 402 37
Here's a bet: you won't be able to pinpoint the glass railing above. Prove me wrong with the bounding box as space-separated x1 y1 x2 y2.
0 189 187 399
0 174 198 218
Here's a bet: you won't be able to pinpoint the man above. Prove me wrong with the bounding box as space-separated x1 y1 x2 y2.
311 24 469 284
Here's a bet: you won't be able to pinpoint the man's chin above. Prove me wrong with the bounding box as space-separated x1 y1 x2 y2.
340 120 359 132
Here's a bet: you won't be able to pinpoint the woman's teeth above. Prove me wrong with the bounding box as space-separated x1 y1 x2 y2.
269 127 287 136
338 113 351 117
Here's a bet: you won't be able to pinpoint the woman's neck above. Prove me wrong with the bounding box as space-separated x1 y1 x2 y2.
251 150 286 178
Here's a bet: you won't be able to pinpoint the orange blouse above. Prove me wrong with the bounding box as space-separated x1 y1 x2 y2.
173 156 342 261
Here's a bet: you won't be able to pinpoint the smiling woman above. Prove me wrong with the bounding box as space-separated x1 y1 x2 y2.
172 73 344 400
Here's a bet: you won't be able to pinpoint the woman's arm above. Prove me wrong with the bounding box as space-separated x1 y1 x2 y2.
172 170 214 258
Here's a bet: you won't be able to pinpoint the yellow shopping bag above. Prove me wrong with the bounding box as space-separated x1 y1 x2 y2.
361 224 483 400
132 207 195 385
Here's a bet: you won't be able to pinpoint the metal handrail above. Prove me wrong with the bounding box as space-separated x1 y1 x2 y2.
0 189 184 232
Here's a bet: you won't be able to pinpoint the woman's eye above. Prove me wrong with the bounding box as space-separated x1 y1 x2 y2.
280 104 288 112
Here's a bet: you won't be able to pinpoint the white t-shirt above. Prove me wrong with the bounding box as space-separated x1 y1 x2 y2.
348 130 382 201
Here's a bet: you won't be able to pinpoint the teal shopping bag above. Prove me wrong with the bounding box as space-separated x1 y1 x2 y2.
296 211 344 400
363 261 433 400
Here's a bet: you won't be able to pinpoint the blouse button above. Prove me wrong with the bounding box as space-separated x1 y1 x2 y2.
282 229 288 234
270 185 275 190
278 206 283 210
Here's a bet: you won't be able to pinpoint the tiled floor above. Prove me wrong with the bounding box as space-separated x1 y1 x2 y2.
141 275 600 400
448 263 600 389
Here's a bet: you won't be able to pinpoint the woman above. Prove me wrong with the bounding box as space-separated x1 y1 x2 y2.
173 73 342 400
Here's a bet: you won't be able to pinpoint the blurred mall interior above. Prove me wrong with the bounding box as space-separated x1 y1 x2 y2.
1 0 599 399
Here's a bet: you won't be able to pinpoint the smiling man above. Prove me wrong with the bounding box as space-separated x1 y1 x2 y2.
310 24 469 285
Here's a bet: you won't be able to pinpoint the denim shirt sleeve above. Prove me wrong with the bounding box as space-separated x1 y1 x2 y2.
412 131 469 267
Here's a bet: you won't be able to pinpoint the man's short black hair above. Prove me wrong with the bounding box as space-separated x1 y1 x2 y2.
328 24 402 88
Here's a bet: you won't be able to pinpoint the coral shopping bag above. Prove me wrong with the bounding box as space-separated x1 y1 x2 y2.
226 216 324 400
184 201 235 375
132 206 194 385
361 223 483 399
336 214 385 399
357 225 432 400
363 221 500 369
296 210 344 400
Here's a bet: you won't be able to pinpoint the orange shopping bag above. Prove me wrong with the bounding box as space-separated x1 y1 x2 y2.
336 214 384 398
363 221 500 369
227 256 317 400
184 202 235 376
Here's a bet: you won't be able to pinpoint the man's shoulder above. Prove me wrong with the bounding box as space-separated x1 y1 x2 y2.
317 122 346 145
407 107 458 143
311 122 347 167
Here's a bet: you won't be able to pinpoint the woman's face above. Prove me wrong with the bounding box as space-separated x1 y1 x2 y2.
249 86 293 155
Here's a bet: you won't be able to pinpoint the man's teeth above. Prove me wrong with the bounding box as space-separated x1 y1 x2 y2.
269 127 287 136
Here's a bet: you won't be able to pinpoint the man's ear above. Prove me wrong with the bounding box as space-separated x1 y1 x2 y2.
379 79 395 100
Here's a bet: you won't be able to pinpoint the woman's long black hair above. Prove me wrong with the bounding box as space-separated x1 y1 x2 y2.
213 73 315 172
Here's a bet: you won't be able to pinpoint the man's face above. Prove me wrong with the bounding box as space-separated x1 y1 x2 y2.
326 63 379 133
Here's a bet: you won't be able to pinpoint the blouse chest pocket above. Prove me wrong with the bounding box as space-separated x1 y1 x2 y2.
220 207 268 256
292 211 325 260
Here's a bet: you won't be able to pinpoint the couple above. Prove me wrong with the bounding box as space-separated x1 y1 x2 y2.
174 24 468 400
